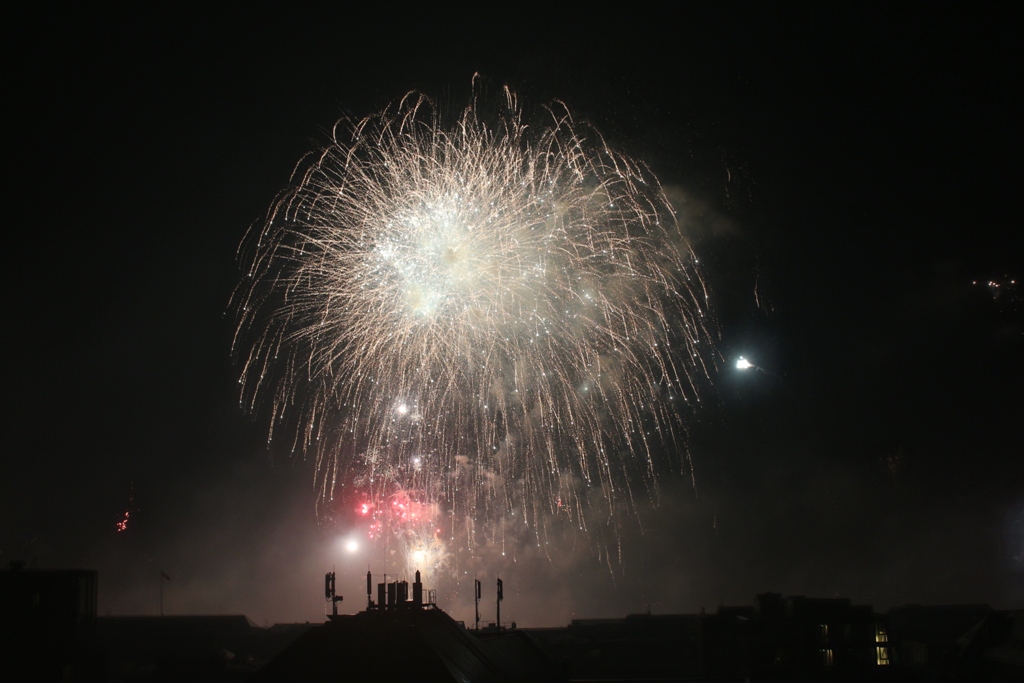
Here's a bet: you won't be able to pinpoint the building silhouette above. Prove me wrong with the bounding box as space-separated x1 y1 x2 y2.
3 562 1021 682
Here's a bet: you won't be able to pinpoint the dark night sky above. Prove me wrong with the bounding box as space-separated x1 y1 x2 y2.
4 4 1022 626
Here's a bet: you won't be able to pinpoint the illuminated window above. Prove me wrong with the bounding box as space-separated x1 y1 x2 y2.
819 623 829 641
875 623 888 643
876 646 890 666
820 648 834 667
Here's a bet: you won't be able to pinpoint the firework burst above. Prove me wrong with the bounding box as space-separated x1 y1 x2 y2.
234 81 715 572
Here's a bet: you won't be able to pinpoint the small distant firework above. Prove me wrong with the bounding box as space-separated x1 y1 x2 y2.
354 487 448 580
116 485 136 533
234 80 715 571
972 276 1021 313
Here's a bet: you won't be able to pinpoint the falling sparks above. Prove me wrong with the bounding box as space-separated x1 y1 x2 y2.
233 80 715 570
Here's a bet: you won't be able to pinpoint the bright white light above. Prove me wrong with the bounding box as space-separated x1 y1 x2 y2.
345 539 359 553
396 403 409 415
411 550 426 564
736 357 753 370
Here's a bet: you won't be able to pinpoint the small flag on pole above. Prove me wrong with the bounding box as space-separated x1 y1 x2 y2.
160 571 171 581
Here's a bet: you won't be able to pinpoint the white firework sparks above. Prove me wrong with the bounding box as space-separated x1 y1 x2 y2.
234 81 715 572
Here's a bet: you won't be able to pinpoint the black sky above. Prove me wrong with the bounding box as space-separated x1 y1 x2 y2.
4 4 1022 625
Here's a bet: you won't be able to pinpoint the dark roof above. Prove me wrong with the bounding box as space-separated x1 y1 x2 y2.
888 604 992 644
961 609 1024 674
94 615 261 664
251 608 555 683
97 614 258 634
477 630 562 683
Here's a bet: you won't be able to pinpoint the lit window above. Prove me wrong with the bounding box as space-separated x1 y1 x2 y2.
819 623 829 641
876 646 890 666
875 623 888 643
820 648 834 667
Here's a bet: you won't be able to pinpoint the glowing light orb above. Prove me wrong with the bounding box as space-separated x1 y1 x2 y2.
345 539 359 553
736 357 753 370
